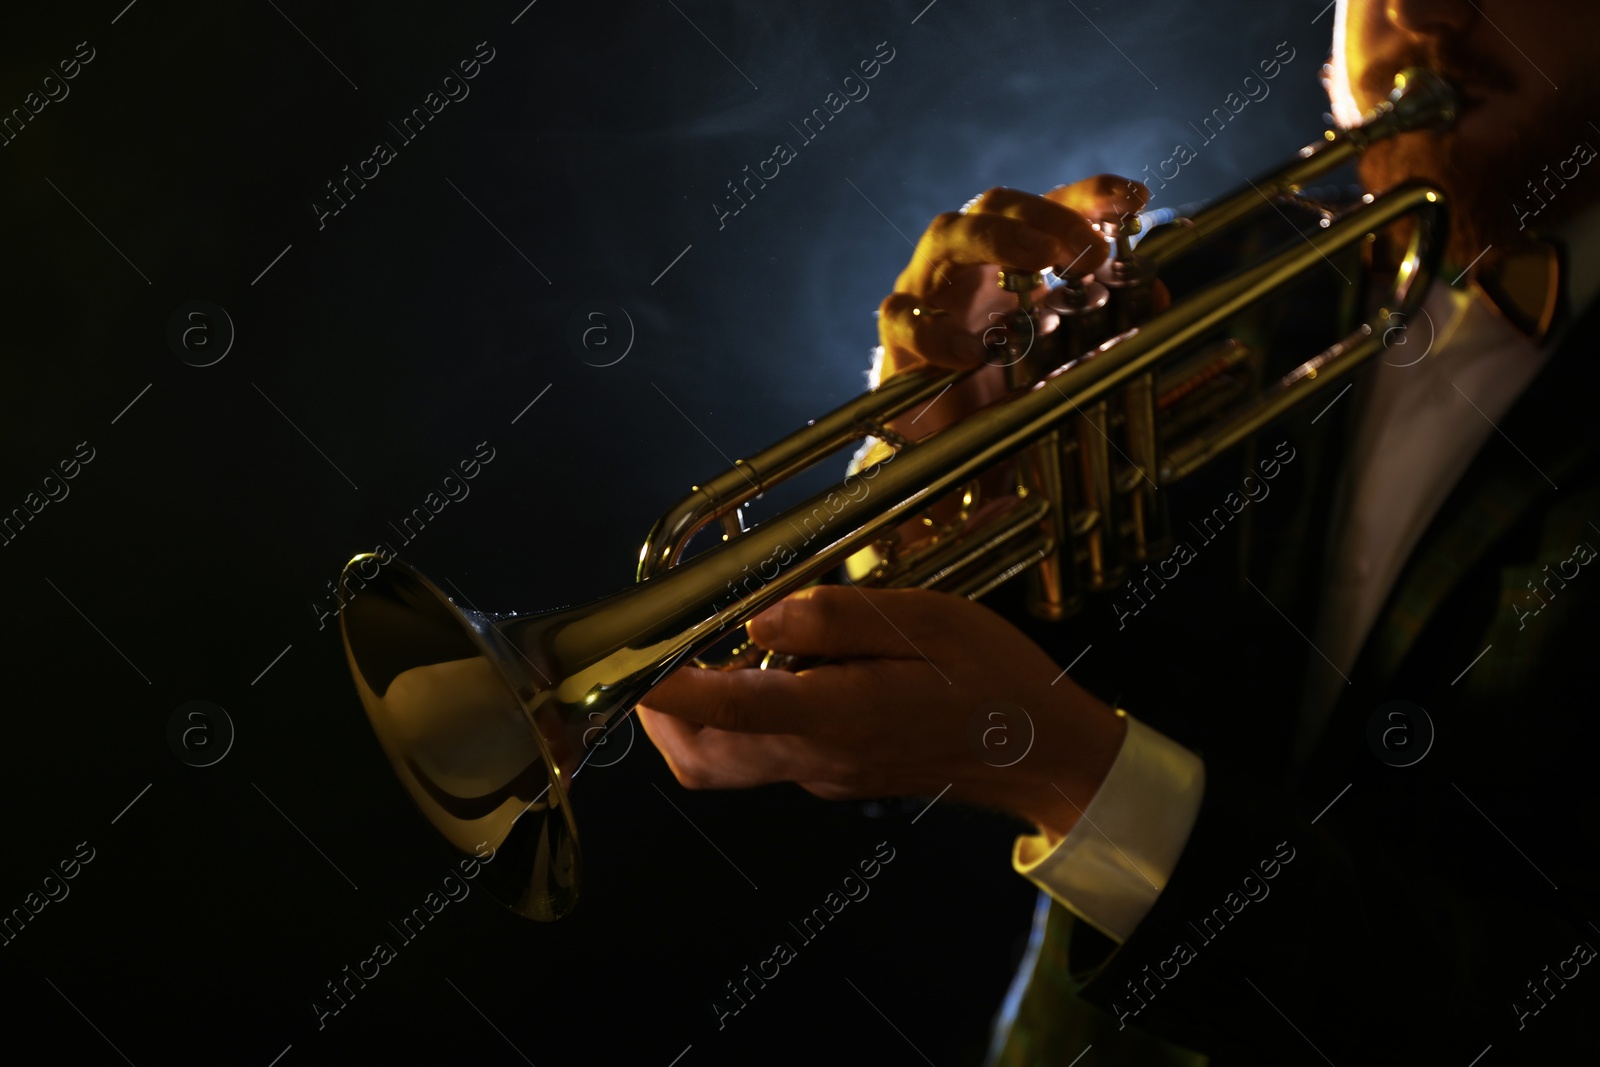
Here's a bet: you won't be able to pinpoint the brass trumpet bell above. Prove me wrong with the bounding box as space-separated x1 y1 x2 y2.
341 557 585 920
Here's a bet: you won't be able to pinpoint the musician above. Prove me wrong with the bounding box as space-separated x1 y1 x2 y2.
639 0 1600 1061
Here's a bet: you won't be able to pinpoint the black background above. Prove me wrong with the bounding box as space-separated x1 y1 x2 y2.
0 2 1333 1064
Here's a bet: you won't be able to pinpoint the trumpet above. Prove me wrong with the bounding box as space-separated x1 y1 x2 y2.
338 69 1455 920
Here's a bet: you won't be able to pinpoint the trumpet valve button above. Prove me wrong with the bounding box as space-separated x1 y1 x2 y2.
998 269 1045 313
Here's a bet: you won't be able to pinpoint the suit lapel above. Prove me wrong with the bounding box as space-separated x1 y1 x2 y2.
1349 294 1600 692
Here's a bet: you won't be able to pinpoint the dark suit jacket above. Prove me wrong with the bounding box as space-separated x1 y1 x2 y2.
987 231 1600 1065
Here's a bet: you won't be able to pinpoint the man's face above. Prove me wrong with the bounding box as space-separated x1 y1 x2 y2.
1332 0 1600 264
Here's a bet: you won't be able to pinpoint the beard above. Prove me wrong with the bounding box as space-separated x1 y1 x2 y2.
1358 132 1526 269
1351 36 1600 269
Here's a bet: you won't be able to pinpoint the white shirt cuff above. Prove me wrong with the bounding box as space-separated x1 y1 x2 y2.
1012 713 1205 943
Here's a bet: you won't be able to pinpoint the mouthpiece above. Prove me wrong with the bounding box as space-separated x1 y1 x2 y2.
1388 68 1458 133
1345 68 1457 150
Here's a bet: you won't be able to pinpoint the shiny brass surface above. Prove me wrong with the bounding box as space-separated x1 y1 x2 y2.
339 69 1454 920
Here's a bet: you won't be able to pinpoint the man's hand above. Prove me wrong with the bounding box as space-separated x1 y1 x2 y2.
636 585 1127 841
876 176 1150 436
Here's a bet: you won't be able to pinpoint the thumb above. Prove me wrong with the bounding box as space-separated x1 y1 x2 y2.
746 584 941 660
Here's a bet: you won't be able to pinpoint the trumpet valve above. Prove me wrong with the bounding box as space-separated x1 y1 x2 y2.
1094 215 1158 333
991 269 1049 385
1042 272 1111 366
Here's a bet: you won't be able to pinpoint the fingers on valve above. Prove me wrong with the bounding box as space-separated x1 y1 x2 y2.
928 210 1067 271
1045 173 1150 226
903 209 1073 295
965 186 1107 272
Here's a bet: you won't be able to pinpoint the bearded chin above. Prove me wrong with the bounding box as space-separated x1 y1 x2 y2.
1358 132 1531 270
